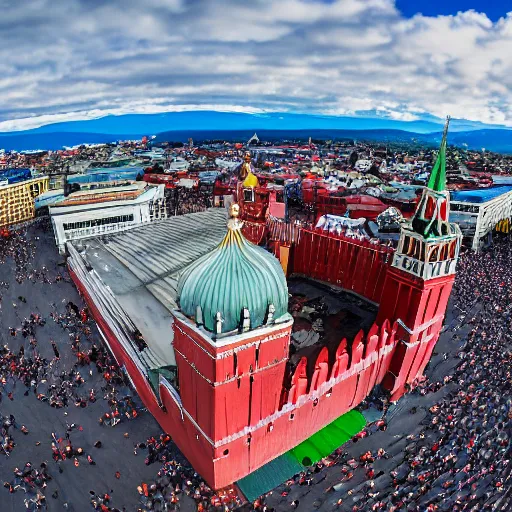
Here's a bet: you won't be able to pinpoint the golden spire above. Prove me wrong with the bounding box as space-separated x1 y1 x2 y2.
241 152 259 188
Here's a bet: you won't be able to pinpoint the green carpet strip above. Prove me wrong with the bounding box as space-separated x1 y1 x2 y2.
237 409 366 502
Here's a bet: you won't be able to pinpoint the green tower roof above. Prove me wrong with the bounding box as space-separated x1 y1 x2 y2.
177 208 289 335
427 116 450 192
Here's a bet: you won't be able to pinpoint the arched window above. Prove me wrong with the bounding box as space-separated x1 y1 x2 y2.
439 243 449 261
428 245 439 263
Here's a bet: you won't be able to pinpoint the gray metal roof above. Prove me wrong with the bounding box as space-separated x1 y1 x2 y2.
74 208 228 369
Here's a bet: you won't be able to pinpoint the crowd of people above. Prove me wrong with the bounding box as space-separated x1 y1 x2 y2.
378 238 512 511
1 220 511 511
251 238 512 512
0 225 151 510
1 224 244 511
135 433 242 512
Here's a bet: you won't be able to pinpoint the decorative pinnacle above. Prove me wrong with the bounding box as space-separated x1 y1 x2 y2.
426 115 450 193
442 115 451 140
229 202 240 218
227 202 243 231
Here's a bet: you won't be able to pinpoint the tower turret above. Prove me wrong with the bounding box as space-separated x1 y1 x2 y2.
377 117 462 400
411 116 450 237
177 202 288 335
393 117 461 280
171 204 293 488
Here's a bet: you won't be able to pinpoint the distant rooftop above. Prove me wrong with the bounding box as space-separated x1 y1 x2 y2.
68 166 143 184
450 186 512 204
53 181 151 208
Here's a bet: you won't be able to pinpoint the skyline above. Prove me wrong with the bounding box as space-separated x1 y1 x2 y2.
1 0 512 132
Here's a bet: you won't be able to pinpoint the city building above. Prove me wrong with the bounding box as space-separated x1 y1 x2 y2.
0 175 49 228
449 185 512 250
49 180 165 254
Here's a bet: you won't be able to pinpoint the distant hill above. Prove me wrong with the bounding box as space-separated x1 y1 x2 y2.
154 128 512 154
154 128 425 144
443 129 512 154
0 111 511 153
0 132 137 152
1 111 450 136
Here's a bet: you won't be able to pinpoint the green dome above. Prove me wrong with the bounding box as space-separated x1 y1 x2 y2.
177 214 289 335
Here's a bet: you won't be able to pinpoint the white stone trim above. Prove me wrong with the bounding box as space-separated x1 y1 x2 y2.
159 375 214 446
396 314 444 337
159 375 184 421
159 340 395 449
173 345 287 385
172 310 293 352
213 341 396 448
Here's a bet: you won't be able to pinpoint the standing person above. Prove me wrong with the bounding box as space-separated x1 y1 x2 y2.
50 341 60 360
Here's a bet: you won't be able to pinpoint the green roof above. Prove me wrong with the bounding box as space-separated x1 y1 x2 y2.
236 409 366 502
177 217 289 334
427 116 450 192
290 409 366 466
237 452 303 502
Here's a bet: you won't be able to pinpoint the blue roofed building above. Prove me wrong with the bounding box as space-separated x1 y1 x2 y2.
449 186 512 250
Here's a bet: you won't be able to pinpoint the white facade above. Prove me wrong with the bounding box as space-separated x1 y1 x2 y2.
167 157 190 171
450 188 512 250
49 183 164 254
354 159 373 172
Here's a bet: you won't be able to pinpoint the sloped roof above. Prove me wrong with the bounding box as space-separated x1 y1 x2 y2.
427 117 450 192
76 208 228 369
450 186 512 204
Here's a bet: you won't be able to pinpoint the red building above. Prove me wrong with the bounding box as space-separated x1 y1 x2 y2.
67 120 461 490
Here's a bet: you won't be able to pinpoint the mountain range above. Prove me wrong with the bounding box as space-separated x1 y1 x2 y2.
0 111 511 153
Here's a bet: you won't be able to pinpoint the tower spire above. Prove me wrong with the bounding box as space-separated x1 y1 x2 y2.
427 116 450 192
410 115 454 239
391 114 461 281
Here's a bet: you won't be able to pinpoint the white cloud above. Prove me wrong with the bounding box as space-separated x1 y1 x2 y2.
0 105 267 132
0 0 511 131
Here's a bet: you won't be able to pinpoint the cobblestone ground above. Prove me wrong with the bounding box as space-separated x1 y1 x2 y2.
0 222 197 512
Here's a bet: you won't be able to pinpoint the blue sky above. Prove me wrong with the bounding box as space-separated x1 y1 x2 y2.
396 0 508 22
0 0 511 132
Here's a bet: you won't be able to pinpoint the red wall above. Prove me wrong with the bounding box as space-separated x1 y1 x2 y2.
376 267 455 400
291 228 393 303
173 317 292 443
169 309 448 489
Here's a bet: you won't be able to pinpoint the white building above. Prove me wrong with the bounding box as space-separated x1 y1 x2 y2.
49 181 165 254
449 186 512 250
167 157 190 171
354 159 373 172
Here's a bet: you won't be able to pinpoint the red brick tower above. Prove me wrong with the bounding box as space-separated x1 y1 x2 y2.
171 203 293 489
378 118 462 400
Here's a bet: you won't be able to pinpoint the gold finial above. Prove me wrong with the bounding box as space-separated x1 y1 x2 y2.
229 202 240 219
227 202 243 232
